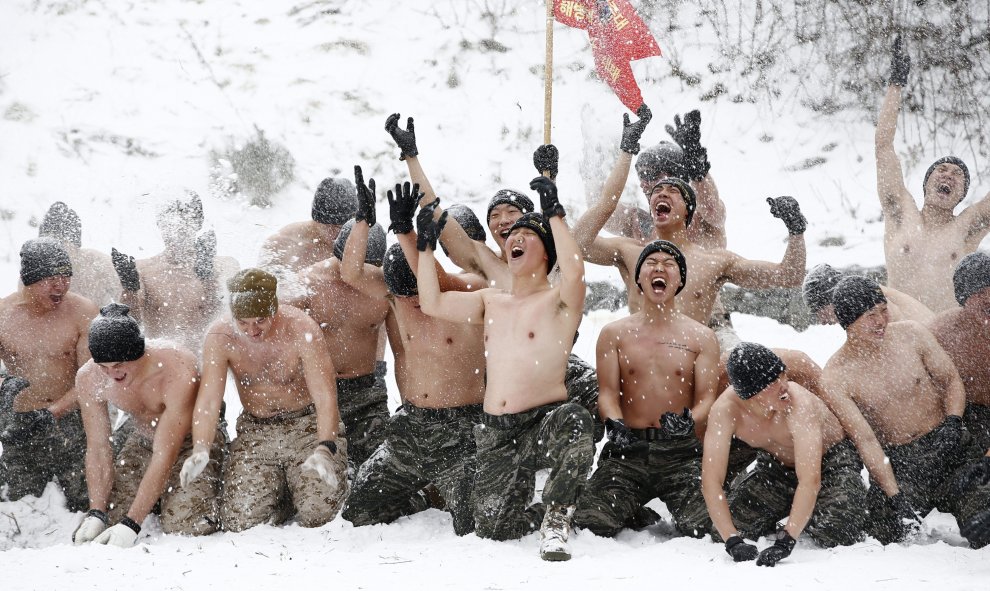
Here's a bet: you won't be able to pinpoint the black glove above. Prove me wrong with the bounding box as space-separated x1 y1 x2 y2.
416 199 448 252
533 145 559 179
0 376 55 444
665 109 710 181
385 113 418 161
387 181 421 235
724 535 758 562
766 196 807 235
756 530 796 567
193 230 216 281
889 492 923 536
890 34 910 87
529 176 564 219
660 408 695 438
354 165 377 227
604 418 636 449
932 415 963 456
951 456 990 497
620 104 652 155
111 248 140 292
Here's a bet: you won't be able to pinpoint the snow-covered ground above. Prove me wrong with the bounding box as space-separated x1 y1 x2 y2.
2 1 988 589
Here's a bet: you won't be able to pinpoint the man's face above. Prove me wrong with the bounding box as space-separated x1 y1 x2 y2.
505 227 547 274
235 316 274 341
648 183 688 228
848 303 889 341
488 204 524 251
25 275 71 310
924 163 966 209
963 286 990 327
637 251 681 304
751 375 790 411
98 360 138 387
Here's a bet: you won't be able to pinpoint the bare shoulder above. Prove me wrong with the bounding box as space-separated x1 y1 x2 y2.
74 359 104 393
281 304 323 336
153 344 199 373
65 291 99 319
709 389 740 420
675 313 718 348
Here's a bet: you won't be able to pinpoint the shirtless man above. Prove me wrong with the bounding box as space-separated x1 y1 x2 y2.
179 269 347 531
802 263 934 325
112 191 238 354
69 305 223 547
0 239 97 511
284 212 390 469
258 176 357 276
573 240 719 538
928 253 990 451
875 36 990 312
385 113 603 440
338 179 486 535
417 176 593 561
703 344 868 567
823 275 990 547
38 201 118 307
573 156 807 347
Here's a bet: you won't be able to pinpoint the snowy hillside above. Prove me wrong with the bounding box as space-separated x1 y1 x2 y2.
1 1 988 589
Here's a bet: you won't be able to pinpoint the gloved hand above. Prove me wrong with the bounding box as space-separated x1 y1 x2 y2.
932 415 963 456
301 441 341 489
660 408 694 438
179 445 211 488
889 492 923 537
756 529 796 567
529 176 564 219
385 113 418 160
724 535 758 562
665 109 710 181
354 165 377 227
533 145 559 179
604 418 636 449
387 181 421 235
193 230 216 281
951 456 990 497
766 196 807 235
111 248 141 292
0 377 54 444
93 518 140 548
890 34 910 87
416 199 448 252
72 509 109 544
620 104 652 155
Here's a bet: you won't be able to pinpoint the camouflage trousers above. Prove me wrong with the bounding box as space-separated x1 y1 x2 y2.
473 402 594 541
0 410 88 511
342 402 481 535
866 419 990 547
728 439 867 547
574 432 712 538
565 353 603 442
964 402 990 454
220 405 349 532
337 374 389 469
109 429 224 535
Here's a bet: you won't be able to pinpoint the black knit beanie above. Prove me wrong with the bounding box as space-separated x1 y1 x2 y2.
89 304 145 363
333 219 387 266
832 276 887 330
802 264 842 313
312 177 357 226
39 202 82 247
486 189 534 223
726 342 787 400
383 243 418 297
20 238 73 286
953 252 990 306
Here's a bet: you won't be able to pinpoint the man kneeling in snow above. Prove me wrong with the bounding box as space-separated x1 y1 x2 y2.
180 269 348 532
72 304 224 547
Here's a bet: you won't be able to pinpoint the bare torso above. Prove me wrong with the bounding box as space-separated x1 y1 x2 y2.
390 298 485 409
481 287 580 414
824 322 946 446
605 313 710 428
293 259 389 378
0 291 95 410
718 348 824 399
930 309 990 407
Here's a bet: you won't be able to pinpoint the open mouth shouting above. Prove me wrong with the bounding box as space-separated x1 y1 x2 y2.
649 276 667 293
937 182 952 195
510 245 525 259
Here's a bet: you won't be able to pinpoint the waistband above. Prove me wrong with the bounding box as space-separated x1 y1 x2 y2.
337 373 376 392
402 402 482 421
481 402 562 429
245 403 315 424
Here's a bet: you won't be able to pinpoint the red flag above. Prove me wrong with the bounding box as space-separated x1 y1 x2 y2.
553 0 661 112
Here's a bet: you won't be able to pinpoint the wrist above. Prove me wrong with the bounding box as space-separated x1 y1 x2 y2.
87 508 109 525
120 516 142 535
318 440 338 455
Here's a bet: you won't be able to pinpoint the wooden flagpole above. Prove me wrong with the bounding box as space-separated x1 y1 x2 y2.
544 0 554 145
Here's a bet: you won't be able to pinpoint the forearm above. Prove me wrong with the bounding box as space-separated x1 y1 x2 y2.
875 86 902 147
416 248 443 313
314 392 340 442
191 395 223 448
340 222 371 284
439 221 486 277
572 164 626 254
550 216 584 280
775 235 807 287
403 157 438 206
784 482 820 538
597 390 622 421
84 449 114 512
126 452 180 523
946 380 966 417
702 476 737 540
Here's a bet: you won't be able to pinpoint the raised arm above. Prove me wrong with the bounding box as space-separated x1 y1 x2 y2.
111 248 145 324
875 35 913 222
416 207 487 324
689 174 727 249
340 166 389 299
530 177 586 314
724 197 807 288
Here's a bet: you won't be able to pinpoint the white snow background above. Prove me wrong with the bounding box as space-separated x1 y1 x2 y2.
1 1 989 589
